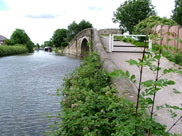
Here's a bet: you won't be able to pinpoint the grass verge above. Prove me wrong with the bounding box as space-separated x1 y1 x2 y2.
0 44 29 57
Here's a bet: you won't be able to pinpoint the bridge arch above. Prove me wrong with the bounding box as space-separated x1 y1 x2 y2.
80 38 89 57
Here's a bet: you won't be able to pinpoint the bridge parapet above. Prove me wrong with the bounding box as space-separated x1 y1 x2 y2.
98 28 121 35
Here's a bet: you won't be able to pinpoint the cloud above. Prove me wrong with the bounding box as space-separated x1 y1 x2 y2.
0 0 175 44
26 14 58 19
88 6 103 11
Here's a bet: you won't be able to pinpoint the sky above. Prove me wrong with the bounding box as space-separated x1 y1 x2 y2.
0 0 175 44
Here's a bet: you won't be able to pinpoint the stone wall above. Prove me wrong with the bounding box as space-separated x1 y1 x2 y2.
98 28 121 35
92 29 136 102
63 28 92 56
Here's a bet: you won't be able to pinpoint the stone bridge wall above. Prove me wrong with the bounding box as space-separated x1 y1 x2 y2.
98 28 121 35
63 28 121 56
63 28 92 57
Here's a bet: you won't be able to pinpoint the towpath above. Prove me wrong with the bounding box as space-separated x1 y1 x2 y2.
101 36 182 134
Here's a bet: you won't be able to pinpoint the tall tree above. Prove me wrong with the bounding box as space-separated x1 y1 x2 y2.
113 0 156 34
67 20 93 41
52 29 68 48
10 29 34 52
172 0 182 25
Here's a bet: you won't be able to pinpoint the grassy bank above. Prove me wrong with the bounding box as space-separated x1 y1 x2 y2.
0 45 29 57
47 52 173 136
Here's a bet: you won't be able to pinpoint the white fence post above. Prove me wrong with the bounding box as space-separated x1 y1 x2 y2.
149 37 152 50
111 34 114 52
109 34 112 52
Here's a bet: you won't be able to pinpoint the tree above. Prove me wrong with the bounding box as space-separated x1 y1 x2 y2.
67 21 78 42
134 16 177 34
77 20 93 33
44 40 53 47
113 0 156 34
10 29 34 52
172 0 182 25
67 20 93 41
52 29 68 48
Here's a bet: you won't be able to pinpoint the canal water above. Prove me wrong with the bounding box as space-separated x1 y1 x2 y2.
0 51 81 136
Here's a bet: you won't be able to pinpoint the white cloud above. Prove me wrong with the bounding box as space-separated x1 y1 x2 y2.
0 0 175 44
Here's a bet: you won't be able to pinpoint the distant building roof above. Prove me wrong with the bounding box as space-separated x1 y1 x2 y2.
0 35 7 41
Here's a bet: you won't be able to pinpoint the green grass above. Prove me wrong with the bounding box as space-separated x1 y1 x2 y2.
0 44 29 57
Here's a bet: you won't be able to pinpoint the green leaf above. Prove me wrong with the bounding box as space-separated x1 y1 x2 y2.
145 97 153 104
130 75 136 80
173 88 182 94
126 71 130 78
126 59 138 66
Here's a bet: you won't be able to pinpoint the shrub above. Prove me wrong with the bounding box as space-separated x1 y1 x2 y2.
0 44 29 57
134 16 177 34
47 53 168 136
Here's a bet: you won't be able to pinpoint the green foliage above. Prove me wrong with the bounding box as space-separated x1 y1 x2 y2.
67 20 93 41
172 0 182 25
61 42 69 48
47 53 169 136
44 40 53 47
134 16 177 34
110 42 182 134
0 44 28 57
152 44 182 66
8 29 34 53
113 0 156 33
114 36 148 47
52 29 68 48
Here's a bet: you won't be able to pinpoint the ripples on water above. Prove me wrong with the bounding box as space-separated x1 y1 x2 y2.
0 51 81 136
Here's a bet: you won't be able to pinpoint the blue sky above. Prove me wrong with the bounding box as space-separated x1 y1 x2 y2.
0 0 8 10
0 0 175 44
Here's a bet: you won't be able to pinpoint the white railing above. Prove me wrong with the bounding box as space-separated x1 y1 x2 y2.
109 34 152 52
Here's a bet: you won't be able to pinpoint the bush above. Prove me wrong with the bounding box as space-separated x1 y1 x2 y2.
47 53 168 136
174 53 182 65
134 16 177 34
0 45 29 57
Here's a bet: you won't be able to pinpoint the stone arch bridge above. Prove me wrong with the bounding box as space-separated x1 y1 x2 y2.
63 28 121 57
63 28 135 100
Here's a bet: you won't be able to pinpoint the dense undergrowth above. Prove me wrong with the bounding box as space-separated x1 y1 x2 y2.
46 52 173 136
0 44 29 57
152 44 182 66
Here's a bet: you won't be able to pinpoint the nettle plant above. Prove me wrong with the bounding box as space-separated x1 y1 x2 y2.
110 32 182 135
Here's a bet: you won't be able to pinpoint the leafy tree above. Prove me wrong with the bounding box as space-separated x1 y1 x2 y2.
67 20 93 41
77 20 93 33
44 40 53 47
172 0 182 25
113 0 156 34
67 21 78 42
9 29 34 52
35 43 40 49
52 29 68 48
134 16 177 34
